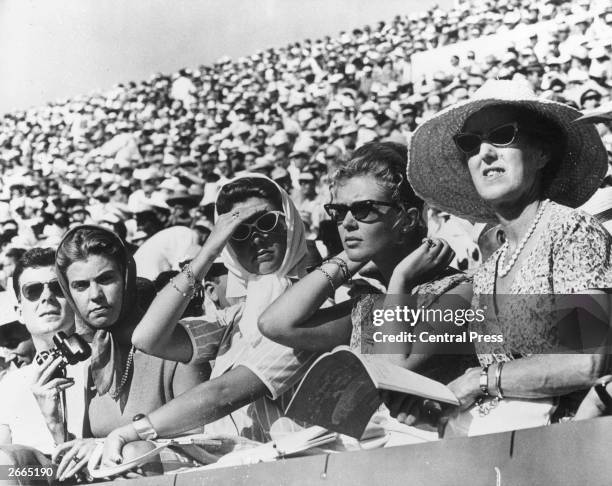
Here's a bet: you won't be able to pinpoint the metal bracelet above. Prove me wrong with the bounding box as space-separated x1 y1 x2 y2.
182 263 199 290
495 362 505 400
324 257 351 283
314 267 336 295
479 365 490 396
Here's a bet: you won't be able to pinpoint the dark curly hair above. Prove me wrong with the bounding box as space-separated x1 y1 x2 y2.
216 177 282 215
331 141 424 212
12 247 56 302
55 227 126 278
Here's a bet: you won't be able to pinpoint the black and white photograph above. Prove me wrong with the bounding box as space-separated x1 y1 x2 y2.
0 0 611 484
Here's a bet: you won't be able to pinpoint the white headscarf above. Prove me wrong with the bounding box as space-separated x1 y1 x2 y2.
215 174 307 342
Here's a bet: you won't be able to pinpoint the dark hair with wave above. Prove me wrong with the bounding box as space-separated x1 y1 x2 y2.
216 177 283 215
55 227 125 278
331 142 424 212
12 247 56 302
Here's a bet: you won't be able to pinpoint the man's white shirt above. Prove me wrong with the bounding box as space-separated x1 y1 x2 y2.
0 359 89 454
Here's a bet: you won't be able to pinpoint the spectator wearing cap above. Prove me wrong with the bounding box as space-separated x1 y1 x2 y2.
293 170 323 239
213 154 233 185
356 115 379 146
0 290 33 372
0 247 26 292
588 46 612 89
588 6 612 42
521 62 545 92
132 203 167 241
334 122 358 154
322 144 343 174
422 94 442 120
192 217 213 246
128 168 164 213
287 144 311 190
98 212 138 254
461 50 477 72
68 203 91 227
270 166 293 195
201 261 231 318
268 130 292 167
541 74 571 103
448 54 463 79
580 87 604 110
242 146 261 168
165 185 201 227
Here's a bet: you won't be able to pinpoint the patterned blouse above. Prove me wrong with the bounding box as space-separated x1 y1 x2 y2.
471 202 612 367
350 271 472 353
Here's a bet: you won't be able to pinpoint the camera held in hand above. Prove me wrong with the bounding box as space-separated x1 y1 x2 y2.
35 331 91 379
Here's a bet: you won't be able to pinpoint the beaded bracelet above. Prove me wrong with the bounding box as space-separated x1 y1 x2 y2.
324 257 351 283
314 267 336 295
170 278 192 298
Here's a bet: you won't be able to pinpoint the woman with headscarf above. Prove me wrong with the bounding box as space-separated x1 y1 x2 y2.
52 225 209 480
100 175 315 466
407 79 612 436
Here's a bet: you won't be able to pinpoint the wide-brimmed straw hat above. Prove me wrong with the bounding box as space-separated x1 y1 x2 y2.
407 79 608 222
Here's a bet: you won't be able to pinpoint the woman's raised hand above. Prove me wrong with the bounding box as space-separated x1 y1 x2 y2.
390 238 455 292
203 204 270 256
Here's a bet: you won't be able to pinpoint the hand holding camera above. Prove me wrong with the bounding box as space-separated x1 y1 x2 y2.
31 332 91 443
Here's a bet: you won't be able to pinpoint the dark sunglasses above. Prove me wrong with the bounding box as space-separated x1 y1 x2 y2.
324 200 398 225
21 279 64 302
231 211 285 241
453 122 519 154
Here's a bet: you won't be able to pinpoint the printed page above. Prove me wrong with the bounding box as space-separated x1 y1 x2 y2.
361 355 459 405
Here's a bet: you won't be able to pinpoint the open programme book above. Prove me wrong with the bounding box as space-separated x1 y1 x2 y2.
285 346 459 438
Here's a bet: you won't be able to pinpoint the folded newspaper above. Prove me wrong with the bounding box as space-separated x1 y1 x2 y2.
285 346 459 438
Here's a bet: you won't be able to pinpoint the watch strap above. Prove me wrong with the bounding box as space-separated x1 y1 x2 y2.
132 414 158 440
594 380 612 413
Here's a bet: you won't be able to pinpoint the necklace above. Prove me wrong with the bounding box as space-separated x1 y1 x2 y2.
109 345 135 400
498 199 549 278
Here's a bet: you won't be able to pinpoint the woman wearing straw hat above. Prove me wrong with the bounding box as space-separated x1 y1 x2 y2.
407 79 612 436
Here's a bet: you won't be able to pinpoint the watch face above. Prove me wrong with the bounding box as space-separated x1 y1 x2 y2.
132 413 145 422
133 415 158 440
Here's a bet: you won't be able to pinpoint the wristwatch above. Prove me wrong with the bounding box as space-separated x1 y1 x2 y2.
594 378 612 413
132 414 158 440
479 365 490 396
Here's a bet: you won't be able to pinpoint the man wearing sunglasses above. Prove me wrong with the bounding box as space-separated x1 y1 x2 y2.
0 248 86 456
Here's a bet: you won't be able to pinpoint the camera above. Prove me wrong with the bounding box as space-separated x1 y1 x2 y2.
35 331 91 378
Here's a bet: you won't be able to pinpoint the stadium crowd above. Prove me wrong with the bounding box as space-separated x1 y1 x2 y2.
0 0 611 480
1 0 611 268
